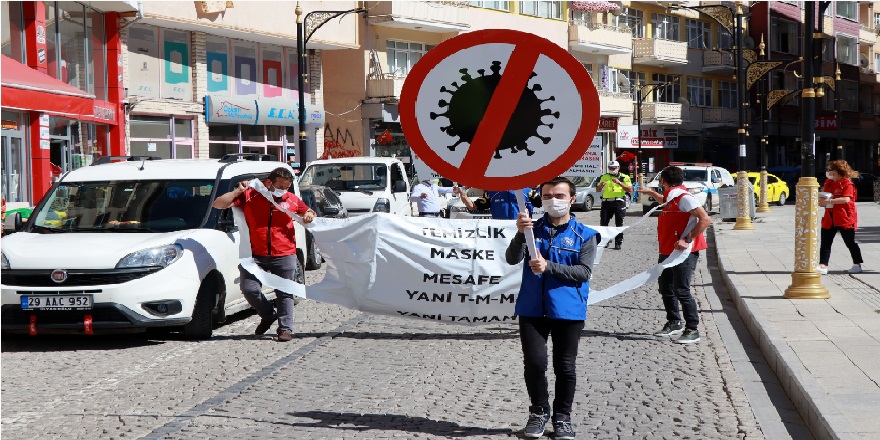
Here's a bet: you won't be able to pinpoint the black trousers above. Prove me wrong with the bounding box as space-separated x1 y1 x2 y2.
519 316 585 416
599 199 626 246
819 226 863 266
658 252 701 330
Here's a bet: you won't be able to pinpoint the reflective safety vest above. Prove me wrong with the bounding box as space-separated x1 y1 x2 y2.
599 173 631 198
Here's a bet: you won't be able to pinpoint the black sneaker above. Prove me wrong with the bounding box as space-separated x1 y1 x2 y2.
523 406 550 438
675 329 701 344
553 413 575 440
254 315 277 335
653 320 684 337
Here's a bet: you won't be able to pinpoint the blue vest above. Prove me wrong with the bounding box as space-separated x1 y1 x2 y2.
515 217 598 321
488 189 532 220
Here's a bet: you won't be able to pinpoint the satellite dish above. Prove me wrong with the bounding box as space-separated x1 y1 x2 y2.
744 36 755 50
860 53 870 68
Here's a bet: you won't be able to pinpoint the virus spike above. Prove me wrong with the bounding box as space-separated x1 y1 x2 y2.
531 84 543 92
490 61 502 76
494 150 503 159
543 123 554 129
440 86 453 94
459 68 472 81
451 82 459 89
438 99 449 107
524 147 536 156
540 109 560 119
540 96 556 103
447 139 465 151
535 134 551 144
530 72 538 79
440 125 450 133
477 69 486 76
430 111 448 120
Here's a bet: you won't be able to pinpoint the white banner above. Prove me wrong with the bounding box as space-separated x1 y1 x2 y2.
234 181 693 325
563 135 603 177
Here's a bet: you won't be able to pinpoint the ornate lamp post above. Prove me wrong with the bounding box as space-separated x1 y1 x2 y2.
295 3 367 172
784 1 829 299
756 35 771 213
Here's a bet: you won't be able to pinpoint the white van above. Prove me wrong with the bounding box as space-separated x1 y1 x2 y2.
640 163 735 213
0 155 315 339
298 157 412 216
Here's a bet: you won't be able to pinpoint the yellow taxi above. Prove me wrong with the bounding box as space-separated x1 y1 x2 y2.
747 172 790 206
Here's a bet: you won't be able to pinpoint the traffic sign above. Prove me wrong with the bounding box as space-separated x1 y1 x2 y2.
400 29 600 191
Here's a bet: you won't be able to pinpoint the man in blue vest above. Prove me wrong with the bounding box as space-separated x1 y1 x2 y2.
459 188 533 219
506 176 599 440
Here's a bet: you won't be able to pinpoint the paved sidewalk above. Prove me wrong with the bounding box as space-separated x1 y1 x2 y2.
712 201 880 440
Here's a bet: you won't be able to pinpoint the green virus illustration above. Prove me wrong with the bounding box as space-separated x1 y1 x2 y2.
429 61 559 159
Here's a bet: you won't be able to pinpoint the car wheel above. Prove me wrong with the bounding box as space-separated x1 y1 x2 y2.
304 231 322 270
182 278 216 340
583 195 594 212
295 254 306 284
777 191 787 206
704 194 713 213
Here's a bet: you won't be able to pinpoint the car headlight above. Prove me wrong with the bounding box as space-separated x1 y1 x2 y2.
1 252 9 270
117 244 184 268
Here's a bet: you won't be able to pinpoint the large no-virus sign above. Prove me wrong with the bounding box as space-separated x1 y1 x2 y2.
400 29 600 191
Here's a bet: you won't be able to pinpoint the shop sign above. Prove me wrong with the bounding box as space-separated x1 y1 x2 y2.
93 104 115 122
205 96 258 124
815 116 837 130
564 135 603 177
598 117 617 131
617 125 677 149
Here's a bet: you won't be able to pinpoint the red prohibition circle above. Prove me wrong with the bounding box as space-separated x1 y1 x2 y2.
400 29 600 191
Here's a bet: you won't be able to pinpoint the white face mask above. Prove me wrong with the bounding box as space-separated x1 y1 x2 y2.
609 169 619 175
542 198 571 218
272 188 287 197
826 171 835 179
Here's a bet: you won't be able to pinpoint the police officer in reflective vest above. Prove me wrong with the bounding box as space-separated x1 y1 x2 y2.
596 160 632 250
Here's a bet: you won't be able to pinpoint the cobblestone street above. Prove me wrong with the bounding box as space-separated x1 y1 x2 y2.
2 210 773 439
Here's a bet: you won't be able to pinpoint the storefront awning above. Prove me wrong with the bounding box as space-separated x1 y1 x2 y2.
0 56 117 125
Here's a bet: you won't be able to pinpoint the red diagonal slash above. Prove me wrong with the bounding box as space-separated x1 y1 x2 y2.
458 45 541 177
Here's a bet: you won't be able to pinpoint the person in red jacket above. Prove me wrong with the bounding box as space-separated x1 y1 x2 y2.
213 167 316 341
818 160 863 275
638 166 712 344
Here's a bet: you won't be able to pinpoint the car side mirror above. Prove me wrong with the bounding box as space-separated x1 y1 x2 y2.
392 180 407 192
13 212 24 232
216 209 238 233
322 202 340 216
713 177 722 184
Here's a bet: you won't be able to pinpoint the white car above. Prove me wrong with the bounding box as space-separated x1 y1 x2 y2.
447 189 544 220
299 157 412 217
640 164 735 213
1 155 316 339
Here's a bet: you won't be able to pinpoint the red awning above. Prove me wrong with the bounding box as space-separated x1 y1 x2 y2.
1 55 117 125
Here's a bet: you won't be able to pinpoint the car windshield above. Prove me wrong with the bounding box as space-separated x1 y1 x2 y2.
566 176 593 187
652 170 708 182
30 180 214 233
299 163 387 191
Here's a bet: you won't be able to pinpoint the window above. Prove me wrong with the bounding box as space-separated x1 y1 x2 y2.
570 10 593 26
519 1 561 19
651 13 680 41
613 8 644 38
841 80 858 112
1 1 26 63
771 18 798 54
207 124 285 160
687 78 712 106
620 70 645 99
650 74 680 103
836 1 856 21
468 1 509 11
718 81 737 108
596 65 622 92
686 19 711 49
875 53 880 72
57 1 89 92
129 116 194 159
386 41 435 76
836 35 858 65
874 13 880 30
718 29 733 50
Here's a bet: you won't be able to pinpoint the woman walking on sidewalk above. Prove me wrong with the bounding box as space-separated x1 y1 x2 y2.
818 160 863 274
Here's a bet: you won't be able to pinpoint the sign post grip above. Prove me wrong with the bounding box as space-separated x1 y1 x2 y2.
514 190 539 260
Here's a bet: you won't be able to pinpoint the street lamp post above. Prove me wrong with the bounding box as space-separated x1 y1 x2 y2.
784 0 828 299
756 35 771 213
295 3 367 172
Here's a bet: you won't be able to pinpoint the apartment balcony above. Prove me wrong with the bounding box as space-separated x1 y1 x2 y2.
366 77 406 100
568 21 632 56
639 102 687 124
367 1 469 33
860 24 877 45
598 90 633 117
859 67 880 84
632 39 688 66
701 107 737 128
702 50 734 74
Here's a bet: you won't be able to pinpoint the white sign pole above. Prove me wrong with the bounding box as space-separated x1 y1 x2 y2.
514 190 538 260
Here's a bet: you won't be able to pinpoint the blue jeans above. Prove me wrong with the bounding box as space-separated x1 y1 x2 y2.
240 255 298 332
657 252 700 330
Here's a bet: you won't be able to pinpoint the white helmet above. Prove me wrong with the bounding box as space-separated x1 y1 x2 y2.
608 160 620 168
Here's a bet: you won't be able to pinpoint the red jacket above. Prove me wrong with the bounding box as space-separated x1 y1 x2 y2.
657 186 708 255
234 188 309 257
821 178 858 230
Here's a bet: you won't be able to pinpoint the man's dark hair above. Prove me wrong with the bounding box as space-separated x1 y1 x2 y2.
540 177 576 197
659 166 684 186
268 167 294 183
